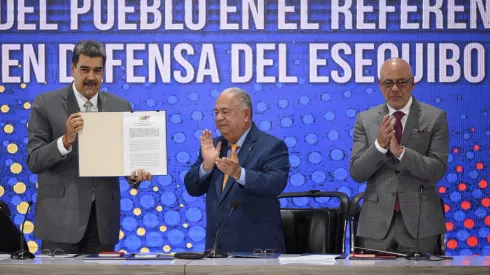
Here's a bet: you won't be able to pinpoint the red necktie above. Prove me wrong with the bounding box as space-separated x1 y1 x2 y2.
393 111 405 212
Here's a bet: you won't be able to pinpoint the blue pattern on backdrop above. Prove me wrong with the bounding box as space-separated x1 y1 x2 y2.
0 1 488 255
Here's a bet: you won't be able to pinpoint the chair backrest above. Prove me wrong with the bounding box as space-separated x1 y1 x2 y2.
0 200 11 217
278 190 350 254
0 200 27 254
348 192 447 256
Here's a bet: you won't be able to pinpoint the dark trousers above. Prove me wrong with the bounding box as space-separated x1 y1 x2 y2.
361 211 438 255
42 202 114 254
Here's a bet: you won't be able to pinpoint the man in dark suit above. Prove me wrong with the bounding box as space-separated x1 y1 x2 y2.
350 58 449 254
184 88 290 253
27 40 151 254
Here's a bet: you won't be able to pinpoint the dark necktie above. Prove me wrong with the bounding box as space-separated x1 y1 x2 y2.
393 111 404 144
393 111 405 212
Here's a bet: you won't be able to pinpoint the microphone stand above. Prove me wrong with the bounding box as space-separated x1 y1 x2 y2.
11 201 35 260
206 201 240 258
405 185 430 261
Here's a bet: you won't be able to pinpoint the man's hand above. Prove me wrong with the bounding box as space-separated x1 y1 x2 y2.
215 146 241 179
200 129 222 171
377 115 395 148
63 113 83 149
129 169 152 182
389 132 404 157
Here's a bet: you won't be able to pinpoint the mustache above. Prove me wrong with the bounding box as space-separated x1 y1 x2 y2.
83 80 98 85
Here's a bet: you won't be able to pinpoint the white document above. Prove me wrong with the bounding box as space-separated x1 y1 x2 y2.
279 255 338 263
123 112 167 176
37 254 79 259
79 111 167 177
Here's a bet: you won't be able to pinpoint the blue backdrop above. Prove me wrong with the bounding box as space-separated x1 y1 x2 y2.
0 1 488 255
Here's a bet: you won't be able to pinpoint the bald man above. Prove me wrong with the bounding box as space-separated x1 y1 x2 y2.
350 58 449 255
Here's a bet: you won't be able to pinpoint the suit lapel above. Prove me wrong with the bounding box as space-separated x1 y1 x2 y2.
215 137 228 200
400 99 421 146
376 104 389 128
63 84 80 116
97 91 109 112
237 124 258 167
219 123 258 203
62 84 81 154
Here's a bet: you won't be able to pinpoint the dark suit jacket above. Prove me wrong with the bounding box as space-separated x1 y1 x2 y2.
27 84 132 245
184 123 290 253
350 98 449 240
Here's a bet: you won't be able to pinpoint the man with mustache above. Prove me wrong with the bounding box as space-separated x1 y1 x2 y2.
350 58 449 255
184 88 290 254
27 40 151 254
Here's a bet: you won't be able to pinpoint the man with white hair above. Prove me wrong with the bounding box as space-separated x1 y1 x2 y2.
185 88 290 254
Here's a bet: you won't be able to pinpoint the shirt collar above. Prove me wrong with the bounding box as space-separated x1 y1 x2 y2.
233 125 252 148
387 96 412 116
72 82 98 109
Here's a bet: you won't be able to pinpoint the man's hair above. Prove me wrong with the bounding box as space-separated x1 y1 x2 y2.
221 87 253 119
72 40 106 67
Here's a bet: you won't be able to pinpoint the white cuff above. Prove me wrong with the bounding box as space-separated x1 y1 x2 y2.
57 136 72 156
396 147 405 160
199 163 212 179
235 168 246 186
375 139 388 154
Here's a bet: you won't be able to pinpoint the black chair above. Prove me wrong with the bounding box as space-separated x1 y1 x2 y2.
278 190 349 254
0 200 27 254
349 192 446 255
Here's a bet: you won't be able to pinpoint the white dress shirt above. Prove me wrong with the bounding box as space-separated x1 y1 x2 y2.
375 96 413 160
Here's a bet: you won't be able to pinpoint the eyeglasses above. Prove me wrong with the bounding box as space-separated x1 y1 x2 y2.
380 77 413 89
253 248 276 255
40 249 66 257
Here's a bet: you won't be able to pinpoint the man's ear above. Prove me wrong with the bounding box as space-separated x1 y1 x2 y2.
244 109 251 122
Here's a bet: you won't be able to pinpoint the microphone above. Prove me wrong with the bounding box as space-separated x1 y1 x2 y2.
204 200 241 258
405 185 430 261
11 201 35 260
